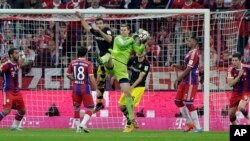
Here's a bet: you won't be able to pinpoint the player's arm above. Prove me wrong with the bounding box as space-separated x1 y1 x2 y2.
131 72 145 89
132 38 145 55
131 62 150 89
171 64 182 70
227 69 243 87
175 66 192 83
75 11 91 32
96 28 113 43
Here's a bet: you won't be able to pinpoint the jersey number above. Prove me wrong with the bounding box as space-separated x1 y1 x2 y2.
73 66 85 81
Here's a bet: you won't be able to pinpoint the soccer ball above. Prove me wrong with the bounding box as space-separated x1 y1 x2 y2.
138 30 149 41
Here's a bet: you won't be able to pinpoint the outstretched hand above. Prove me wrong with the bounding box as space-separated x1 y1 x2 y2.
75 11 83 18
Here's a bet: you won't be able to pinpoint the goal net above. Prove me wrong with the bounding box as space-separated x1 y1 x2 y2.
0 9 246 131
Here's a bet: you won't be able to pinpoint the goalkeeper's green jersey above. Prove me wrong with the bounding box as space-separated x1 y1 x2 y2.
109 35 145 65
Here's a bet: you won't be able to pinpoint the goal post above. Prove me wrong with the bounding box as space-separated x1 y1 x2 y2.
0 8 222 131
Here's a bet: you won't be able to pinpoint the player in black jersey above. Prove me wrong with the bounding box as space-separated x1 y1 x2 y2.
118 51 150 128
75 11 113 112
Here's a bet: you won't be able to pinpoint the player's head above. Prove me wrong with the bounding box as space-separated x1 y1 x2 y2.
8 48 19 62
95 17 105 29
120 24 130 37
137 49 146 60
77 47 88 58
231 52 242 68
187 35 198 49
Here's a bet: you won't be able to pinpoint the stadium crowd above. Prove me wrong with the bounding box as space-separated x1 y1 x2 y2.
0 0 250 69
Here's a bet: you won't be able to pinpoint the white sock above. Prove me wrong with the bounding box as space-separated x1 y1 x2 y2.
190 110 201 129
80 110 85 118
11 120 21 128
179 106 192 124
75 118 80 129
80 114 90 127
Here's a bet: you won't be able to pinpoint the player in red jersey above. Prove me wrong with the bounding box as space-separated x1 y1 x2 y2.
227 52 250 125
0 48 26 130
172 36 201 133
67 47 101 133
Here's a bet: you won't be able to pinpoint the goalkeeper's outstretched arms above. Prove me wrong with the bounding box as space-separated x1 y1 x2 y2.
132 29 150 55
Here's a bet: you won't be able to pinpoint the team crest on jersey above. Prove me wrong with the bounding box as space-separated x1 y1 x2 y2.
6 99 10 103
188 60 193 66
107 30 111 35
144 66 149 71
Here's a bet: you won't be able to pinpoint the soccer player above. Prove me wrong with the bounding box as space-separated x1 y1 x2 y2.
0 48 26 130
118 50 150 128
66 47 101 133
75 11 113 112
227 52 250 125
99 24 146 132
172 36 202 133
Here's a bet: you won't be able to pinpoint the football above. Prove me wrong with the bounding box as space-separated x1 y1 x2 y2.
138 30 149 41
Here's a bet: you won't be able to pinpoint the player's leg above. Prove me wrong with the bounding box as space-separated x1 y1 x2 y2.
0 93 12 121
120 81 135 132
131 87 145 128
174 84 194 132
0 108 11 121
229 93 240 125
95 64 107 112
11 93 26 130
185 85 201 133
229 106 238 125
118 93 129 120
80 93 95 133
72 93 82 132
238 95 250 124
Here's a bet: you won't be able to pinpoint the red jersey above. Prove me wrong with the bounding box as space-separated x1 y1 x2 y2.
0 60 19 93
182 1 203 9
66 0 85 9
171 0 185 9
227 63 250 94
182 49 199 85
67 58 93 95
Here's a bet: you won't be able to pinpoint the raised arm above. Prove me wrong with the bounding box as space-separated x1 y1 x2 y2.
75 11 91 32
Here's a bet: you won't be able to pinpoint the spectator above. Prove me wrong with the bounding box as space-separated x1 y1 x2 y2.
0 0 11 9
19 38 36 74
171 0 184 9
243 36 250 64
43 0 66 9
85 0 106 18
66 0 85 9
120 0 140 9
24 0 43 9
47 40 57 66
231 0 246 10
182 0 203 9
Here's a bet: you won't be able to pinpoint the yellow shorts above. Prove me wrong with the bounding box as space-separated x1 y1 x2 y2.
118 87 145 107
97 64 108 88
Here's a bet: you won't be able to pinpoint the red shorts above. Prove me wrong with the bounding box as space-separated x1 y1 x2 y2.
229 92 250 108
176 83 198 101
3 91 25 110
72 92 94 108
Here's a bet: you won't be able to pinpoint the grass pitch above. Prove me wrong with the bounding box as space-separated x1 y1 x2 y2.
0 128 228 141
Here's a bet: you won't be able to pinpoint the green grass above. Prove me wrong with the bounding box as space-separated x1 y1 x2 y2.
0 128 229 141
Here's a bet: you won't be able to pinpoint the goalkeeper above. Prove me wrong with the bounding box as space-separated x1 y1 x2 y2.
118 50 150 129
97 24 147 132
